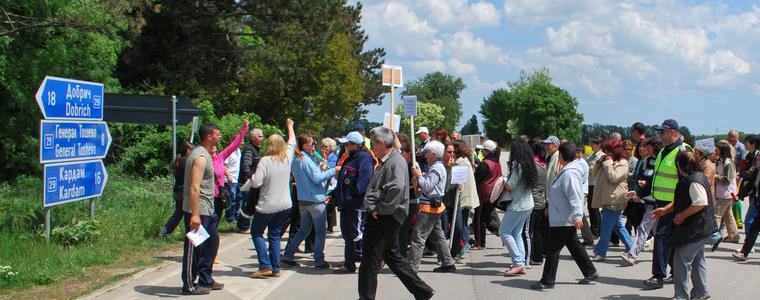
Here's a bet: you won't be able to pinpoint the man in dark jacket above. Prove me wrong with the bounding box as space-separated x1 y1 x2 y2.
359 127 434 300
331 132 375 274
236 128 263 233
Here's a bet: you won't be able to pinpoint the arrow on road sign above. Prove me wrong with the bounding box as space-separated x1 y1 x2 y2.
39 120 112 164
43 160 108 207
35 76 104 120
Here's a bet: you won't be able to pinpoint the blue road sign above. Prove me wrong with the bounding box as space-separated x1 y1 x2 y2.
40 120 112 164
403 96 417 116
43 160 108 207
35 76 104 120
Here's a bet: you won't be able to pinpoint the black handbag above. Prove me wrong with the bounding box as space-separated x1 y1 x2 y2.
218 187 232 210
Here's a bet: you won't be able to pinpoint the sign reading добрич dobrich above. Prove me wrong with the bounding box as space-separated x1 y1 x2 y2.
39 120 112 164
43 159 108 207
35 76 104 120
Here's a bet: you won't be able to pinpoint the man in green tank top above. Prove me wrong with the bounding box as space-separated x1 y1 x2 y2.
180 123 223 295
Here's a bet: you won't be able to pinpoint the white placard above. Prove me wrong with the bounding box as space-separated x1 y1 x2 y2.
450 165 469 185
695 138 715 154
383 113 401 132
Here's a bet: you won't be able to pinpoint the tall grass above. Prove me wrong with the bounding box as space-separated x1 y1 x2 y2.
0 170 180 291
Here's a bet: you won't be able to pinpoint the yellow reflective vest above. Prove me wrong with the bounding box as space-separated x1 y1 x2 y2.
651 142 692 202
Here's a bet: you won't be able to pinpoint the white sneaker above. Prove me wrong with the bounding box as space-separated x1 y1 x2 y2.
621 253 636 266
591 255 605 262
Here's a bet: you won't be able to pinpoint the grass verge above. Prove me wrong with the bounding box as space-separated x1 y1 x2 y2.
0 170 237 299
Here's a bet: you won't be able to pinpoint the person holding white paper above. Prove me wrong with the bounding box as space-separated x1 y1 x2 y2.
180 123 224 295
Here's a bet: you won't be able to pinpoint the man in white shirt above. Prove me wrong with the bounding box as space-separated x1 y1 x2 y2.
224 147 242 223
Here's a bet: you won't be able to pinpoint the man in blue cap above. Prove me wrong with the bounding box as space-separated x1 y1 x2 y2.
644 119 691 289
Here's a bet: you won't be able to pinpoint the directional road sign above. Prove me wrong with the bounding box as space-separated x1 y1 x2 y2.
43 159 108 207
39 120 112 164
35 76 104 120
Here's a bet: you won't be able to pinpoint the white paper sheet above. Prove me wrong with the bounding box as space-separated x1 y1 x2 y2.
186 224 210 247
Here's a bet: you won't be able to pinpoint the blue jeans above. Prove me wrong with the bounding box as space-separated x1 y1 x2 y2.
236 191 251 231
593 208 634 257
499 209 531 266
251 208 290 272
746 197 757 235
224 183 240 222
283 202 327 266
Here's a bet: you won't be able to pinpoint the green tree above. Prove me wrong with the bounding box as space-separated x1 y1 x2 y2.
394 102 445 135
402 72 465 131
0 0 129 180
480 68 584 145
460 115 480 135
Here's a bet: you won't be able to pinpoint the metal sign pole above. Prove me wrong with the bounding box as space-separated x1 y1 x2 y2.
89 198 96 218
449 189 461 249
411 116 416 166
45 207 51 242
171 95 177 162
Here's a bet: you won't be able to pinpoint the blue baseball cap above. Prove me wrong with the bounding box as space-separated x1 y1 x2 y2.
339 131 364 144
655 119 679 131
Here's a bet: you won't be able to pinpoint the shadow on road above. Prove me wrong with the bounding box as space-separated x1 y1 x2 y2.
134 285 181 297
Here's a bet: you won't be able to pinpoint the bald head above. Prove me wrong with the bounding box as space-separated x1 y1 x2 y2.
728 129 740 146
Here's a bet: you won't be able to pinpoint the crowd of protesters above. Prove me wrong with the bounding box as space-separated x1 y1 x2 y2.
165 117 760 300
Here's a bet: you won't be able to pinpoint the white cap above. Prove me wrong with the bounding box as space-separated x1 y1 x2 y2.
482 140 497 151
415 127 429 134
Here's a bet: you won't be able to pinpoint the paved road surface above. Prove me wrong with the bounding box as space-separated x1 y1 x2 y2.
84 212 759 300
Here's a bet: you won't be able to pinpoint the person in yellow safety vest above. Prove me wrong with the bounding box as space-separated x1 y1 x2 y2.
643 119 692 290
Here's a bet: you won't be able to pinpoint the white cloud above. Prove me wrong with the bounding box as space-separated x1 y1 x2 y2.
415 0 500 28
503 0 614 26
444 31 514 66
362 2 443 59
447 58 476 76
408 60 447 73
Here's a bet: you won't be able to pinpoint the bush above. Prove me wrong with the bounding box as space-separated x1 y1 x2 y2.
51 219 102 247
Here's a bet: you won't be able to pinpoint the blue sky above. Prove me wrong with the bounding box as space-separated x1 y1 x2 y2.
355 0 760 135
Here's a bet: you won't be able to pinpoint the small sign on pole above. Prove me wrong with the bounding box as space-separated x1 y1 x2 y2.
381 65 403 87
403 96 417 116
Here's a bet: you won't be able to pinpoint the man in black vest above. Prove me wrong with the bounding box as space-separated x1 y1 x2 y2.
236 128 264 233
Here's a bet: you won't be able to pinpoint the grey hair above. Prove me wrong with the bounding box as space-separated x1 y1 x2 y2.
370 126 394 148
249 128 263 137
609 132 622 141
424 140 445 159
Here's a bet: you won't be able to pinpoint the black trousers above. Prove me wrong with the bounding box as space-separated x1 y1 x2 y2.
540 226 597 285
399 203 419 257
181 213 219 292
474 201 496 247
529 209 548 262
358 215 433 300
588 186 601 237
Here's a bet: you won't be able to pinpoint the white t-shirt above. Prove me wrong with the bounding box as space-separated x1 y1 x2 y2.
224 148 241 183
688 183 709 206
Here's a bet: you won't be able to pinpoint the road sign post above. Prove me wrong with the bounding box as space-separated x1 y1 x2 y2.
36 76 109 241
